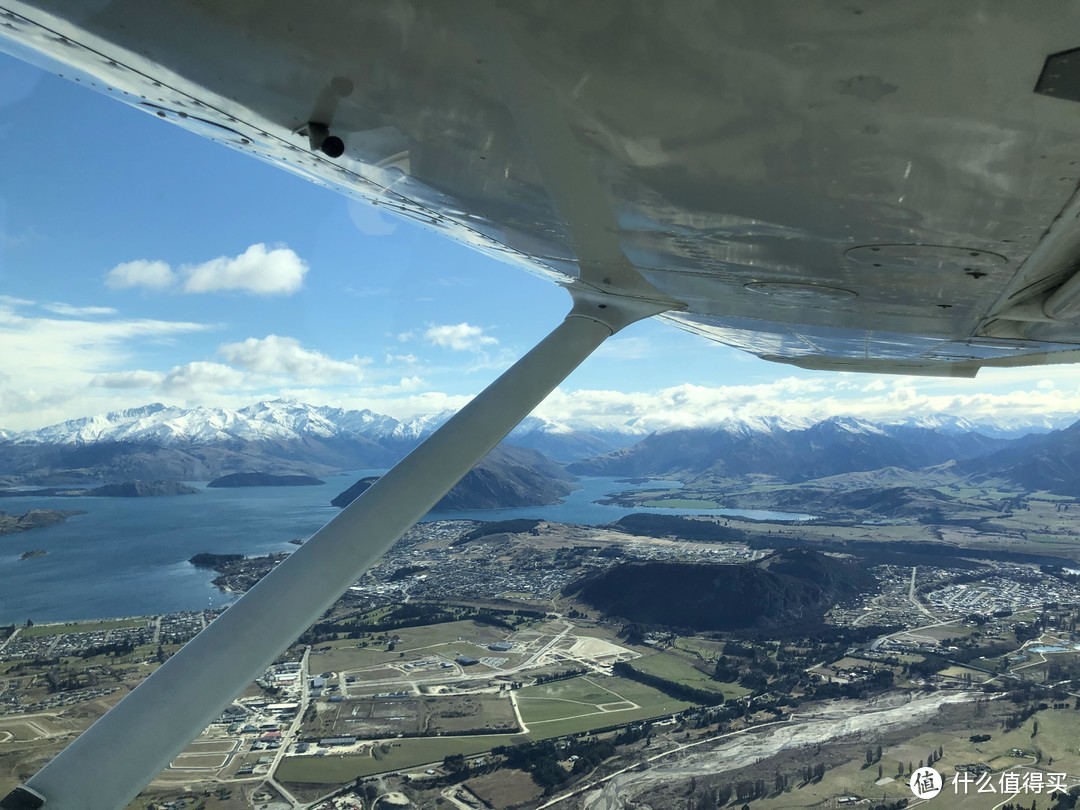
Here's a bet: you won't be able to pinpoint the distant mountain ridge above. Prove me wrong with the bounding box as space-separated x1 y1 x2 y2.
5 400 640 463
958 419 1080 496
567 416 1013 481
2 400 1075 493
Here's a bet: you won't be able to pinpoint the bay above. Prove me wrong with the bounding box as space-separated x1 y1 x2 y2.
0 474 811 624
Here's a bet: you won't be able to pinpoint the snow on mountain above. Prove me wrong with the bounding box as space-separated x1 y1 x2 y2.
882 412 1070 438
8 399 1069 450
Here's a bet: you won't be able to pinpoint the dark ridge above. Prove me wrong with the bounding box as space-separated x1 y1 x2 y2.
565 549 876 632
332 445 575 511
330 476 380 508
608 513 748 543
91 480 199 497
454 519 542 546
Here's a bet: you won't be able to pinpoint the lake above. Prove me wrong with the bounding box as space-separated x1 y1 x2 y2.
0 473 811 623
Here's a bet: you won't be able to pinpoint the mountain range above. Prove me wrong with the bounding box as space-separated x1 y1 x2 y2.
1 400 1078 497
567 416 1012 481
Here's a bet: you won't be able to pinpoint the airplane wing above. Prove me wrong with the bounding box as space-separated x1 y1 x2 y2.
3 3 1080 808
3 1 1080 377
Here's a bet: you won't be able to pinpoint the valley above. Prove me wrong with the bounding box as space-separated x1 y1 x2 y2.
4 403 1080 808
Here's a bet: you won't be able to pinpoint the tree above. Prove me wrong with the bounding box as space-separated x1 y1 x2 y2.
876 744 883 761
878 764 883 779
1033 720 1040 738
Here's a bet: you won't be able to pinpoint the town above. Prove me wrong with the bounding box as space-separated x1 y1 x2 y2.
3 515 1080 810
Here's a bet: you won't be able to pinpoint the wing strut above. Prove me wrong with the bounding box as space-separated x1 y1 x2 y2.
1 290 670 810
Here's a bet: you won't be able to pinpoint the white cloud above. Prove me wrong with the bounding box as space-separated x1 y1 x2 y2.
218 335 369 384
0 298 213 429
162 362 247 394
104 244 308 296
105 259 175 290
385 353 418 365
423 323 498 352
42 302 118 317
91 370 167 389
182 244 308 295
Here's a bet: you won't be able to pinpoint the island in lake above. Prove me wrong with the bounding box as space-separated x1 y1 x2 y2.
207 472 325 488
92 480 199 497
19 549 47 560
0 509 83 536
0 480 197 498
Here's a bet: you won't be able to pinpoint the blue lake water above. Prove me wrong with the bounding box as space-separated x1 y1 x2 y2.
0 473 811 624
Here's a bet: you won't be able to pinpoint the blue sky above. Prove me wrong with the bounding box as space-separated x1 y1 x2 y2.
0 51 1077 433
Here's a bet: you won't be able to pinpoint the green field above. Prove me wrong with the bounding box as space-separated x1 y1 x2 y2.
278 675 697 783
517 675 693 739
631 652 748 699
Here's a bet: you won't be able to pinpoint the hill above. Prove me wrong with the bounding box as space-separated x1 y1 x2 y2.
564 548 876 632
958 420 1080 496
332 444 576 510
90 480 199 497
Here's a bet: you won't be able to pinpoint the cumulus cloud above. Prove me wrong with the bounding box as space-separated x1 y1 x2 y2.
162 362 247 394
105 259 175 290
528 373 1080 433
423 323 498 352
104 244 308 296
182 244 308 295
218 335 369 383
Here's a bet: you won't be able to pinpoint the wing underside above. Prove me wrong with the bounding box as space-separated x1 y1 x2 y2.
4 1 1080 374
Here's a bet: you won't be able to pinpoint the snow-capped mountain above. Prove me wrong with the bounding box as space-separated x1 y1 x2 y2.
5 399 1072 487
6 401 646 461
880 412 1072 438
8 400 1066 450
12 401 401 447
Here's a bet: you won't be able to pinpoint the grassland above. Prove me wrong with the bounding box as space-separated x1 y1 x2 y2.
517 675 693 739
630 652 749 699
747 705 1080 810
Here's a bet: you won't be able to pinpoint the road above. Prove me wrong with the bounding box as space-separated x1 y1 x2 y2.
265 646 311 808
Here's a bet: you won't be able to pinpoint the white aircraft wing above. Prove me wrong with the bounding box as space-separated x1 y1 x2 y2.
4 1 1080 377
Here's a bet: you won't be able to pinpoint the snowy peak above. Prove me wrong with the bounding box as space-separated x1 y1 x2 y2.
7 401 1068 451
